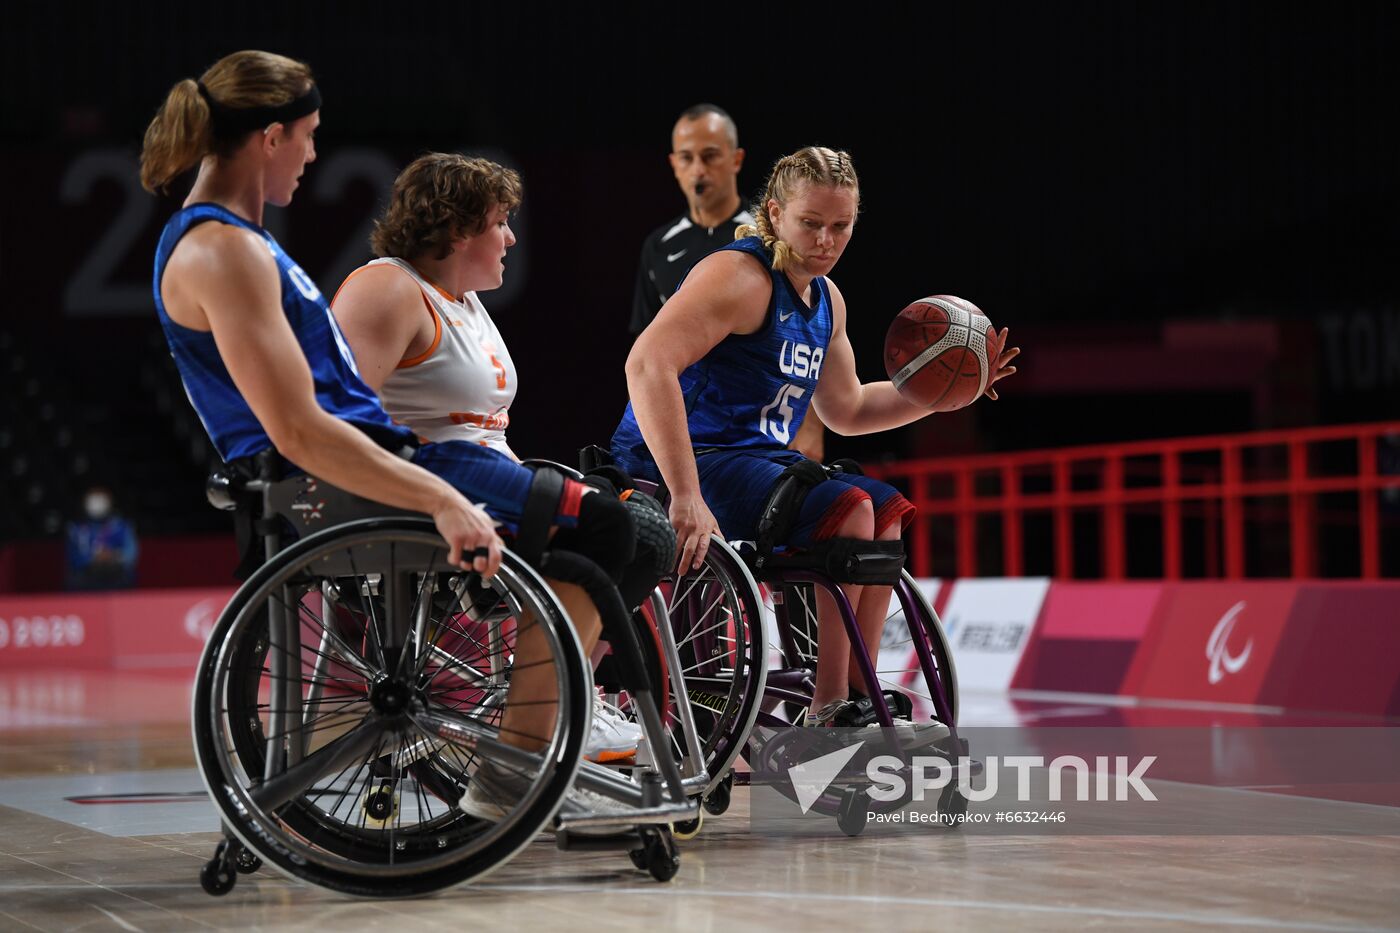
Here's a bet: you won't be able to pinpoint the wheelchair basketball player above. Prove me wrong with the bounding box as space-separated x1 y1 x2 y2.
612 146 1019 735
141 51 652 818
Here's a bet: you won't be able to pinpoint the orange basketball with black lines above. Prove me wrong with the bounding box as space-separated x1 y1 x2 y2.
884 295 995 411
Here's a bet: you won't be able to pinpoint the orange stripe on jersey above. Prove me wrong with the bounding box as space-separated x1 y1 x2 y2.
449 411 511 430
396 290 442 369
328 263 377 308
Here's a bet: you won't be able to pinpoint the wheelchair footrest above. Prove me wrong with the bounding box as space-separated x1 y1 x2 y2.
553 798 699 831
553 828 642 851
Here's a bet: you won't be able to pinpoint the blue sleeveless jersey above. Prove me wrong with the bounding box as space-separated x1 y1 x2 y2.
152 204 411 464
611 236 833 479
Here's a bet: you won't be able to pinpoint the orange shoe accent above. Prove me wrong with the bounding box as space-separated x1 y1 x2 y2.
585 748 638 764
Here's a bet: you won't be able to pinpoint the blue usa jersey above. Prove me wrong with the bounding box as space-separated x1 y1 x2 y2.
612 236 832 479
152 203 412 464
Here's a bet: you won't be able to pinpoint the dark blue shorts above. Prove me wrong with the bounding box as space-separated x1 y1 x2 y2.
412 441 537 534
696 449 914 548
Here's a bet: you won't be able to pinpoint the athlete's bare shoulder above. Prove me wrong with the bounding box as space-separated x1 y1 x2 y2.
334 260 422 310
168 220 276 283
162 221 278 330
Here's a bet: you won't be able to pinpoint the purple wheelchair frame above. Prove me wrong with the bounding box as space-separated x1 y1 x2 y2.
752 569 958 733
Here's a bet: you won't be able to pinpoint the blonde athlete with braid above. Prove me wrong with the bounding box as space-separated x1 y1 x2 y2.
611 146 1019 732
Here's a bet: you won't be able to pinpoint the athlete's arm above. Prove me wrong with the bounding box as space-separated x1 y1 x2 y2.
330 265 432 393
165 224 500 574
811 279 1020 434
625 250 769 569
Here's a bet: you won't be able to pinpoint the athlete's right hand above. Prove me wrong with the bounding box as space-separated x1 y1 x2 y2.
669 491 720 573
432 493 504 577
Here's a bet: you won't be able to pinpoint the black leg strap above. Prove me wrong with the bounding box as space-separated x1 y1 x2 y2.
754 458 829 569
537 549 653 696
514 466 564 566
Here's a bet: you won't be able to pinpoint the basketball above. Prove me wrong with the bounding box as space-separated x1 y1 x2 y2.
884 295 996 411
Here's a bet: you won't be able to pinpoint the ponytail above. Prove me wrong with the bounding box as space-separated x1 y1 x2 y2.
140 79 213 194
139 50 314 195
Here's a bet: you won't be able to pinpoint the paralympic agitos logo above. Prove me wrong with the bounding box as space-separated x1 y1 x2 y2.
1205 600 1254 685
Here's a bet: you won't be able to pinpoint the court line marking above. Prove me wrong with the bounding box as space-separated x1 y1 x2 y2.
94 905 141 932
471 883 1399 932
0 852 219 930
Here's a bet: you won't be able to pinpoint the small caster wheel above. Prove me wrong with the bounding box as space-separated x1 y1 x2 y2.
702 772 733 816
628 847 649 871
938 784 968 828
644 832 680 882
200 858 236 896
836 787 869 838
362 782 399 827
671 809 703 841
233 848 262 875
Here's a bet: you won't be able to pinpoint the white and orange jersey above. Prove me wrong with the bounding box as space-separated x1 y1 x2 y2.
341 258 518 455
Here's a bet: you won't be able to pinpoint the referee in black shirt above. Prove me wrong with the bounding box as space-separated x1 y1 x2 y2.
631 104 752 334
631 103 825 460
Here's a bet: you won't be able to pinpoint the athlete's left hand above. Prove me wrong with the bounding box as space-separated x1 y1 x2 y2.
983 327 1020 401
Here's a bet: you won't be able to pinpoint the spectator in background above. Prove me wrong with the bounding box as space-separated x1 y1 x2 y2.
632 103 826 460
65 485 138 590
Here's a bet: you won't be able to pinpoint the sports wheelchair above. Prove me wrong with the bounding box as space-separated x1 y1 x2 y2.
193 452 706 898
591 450 971 836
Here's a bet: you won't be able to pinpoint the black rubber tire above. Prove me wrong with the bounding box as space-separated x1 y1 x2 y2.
939 784 968 829
193 520 590 898
200 858 236 896
837 787 869 838
645 834 680 882
702 772 733 816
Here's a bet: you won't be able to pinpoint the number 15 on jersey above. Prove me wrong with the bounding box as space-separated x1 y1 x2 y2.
759 383 805 445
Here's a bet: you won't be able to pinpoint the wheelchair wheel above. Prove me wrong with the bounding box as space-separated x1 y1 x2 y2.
193 518 591 897
769 569 958 726
655 536 767 793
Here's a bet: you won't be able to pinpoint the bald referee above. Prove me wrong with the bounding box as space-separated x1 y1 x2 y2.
631 103 825 460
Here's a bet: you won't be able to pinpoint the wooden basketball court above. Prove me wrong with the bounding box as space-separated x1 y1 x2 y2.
1 669 1397 932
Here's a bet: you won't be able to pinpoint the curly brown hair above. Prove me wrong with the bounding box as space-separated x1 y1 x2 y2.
371 153 522 260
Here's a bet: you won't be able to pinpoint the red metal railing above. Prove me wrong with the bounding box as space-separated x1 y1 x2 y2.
867 421 1400 580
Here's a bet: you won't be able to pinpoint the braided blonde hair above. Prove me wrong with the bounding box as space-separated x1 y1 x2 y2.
735 146 859 271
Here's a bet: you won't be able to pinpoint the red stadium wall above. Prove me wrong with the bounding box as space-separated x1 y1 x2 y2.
0 587 234 671
3 577 1395 718
906 579 1400 719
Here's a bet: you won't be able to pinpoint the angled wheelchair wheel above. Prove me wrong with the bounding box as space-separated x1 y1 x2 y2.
655 536 767 793
192 518 591 897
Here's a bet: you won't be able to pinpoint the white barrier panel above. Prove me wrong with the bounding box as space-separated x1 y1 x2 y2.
938 578 1051 692
880 578 942 654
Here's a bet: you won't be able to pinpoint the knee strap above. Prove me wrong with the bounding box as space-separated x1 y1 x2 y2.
514 466 564 566
758 537 905 585
754 458 828 567
549 492 636 581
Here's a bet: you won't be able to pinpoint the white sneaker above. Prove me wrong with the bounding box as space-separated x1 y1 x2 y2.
803 698 950 751
584 693 642 763
459 760 533 822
